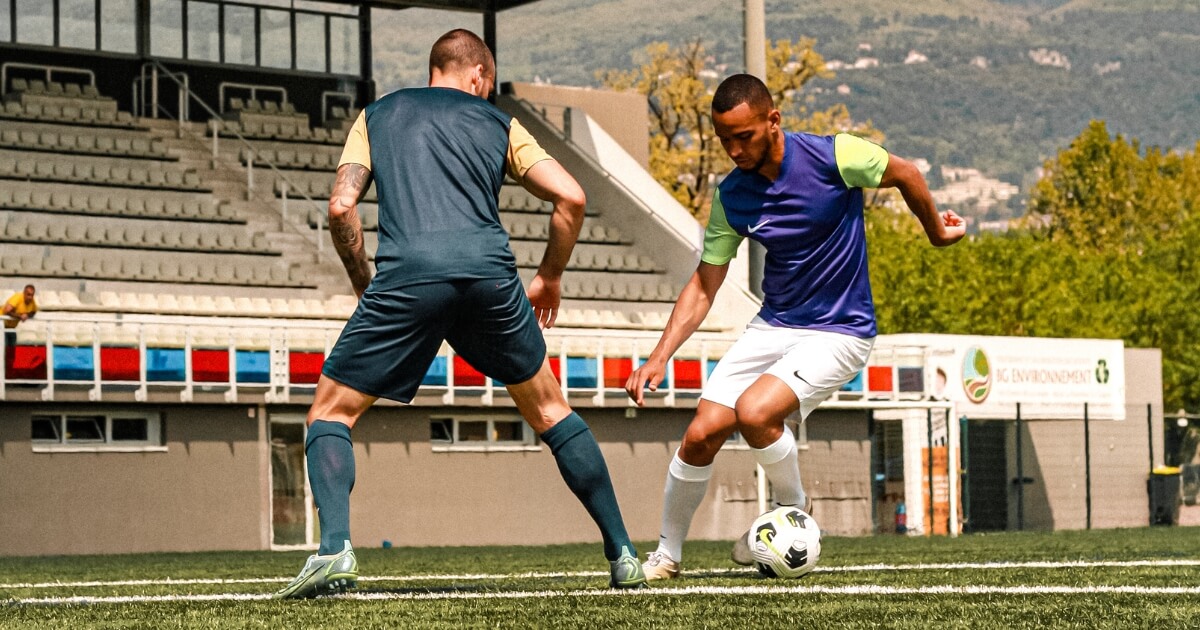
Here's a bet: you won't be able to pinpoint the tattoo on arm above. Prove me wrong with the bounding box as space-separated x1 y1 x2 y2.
329 164 374 295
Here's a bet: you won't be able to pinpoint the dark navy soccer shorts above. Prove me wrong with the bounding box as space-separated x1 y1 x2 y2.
321 273 546 403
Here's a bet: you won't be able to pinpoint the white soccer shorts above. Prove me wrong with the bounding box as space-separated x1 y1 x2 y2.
699 317 875 419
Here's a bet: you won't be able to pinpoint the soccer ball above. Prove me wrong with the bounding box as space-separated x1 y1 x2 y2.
748 506 821 578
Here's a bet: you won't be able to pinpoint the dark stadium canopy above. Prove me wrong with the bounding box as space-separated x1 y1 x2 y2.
327 1 544 12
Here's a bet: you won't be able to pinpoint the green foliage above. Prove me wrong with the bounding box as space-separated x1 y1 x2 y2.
870 122 1200 411
598 39 879 223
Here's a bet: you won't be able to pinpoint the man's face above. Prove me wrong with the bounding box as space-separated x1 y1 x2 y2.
713 102 779 173
23 287 34 303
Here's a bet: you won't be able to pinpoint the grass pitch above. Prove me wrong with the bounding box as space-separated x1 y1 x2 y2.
2 527 1198 629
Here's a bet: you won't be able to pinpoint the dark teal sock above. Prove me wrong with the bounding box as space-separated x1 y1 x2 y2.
541 412 634 561
306 420 355 555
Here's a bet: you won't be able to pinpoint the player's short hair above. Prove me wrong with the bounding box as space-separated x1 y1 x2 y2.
23 284 34 293
429 29 495 78
712 74 774 114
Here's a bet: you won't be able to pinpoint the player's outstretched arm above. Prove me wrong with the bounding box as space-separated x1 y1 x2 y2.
625 262 728 406
329 163 374 298
878 154 966 247
520 159 586 329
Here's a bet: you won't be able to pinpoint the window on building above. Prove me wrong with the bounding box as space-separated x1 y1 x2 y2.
295 12 326 72
223 4 256 66
259 8 291 69
32 412 164 451
328 16 358 75
430 416 535 451
149 0 182 58
187 1 220 62
59 0 97 50
15 0 53 46
100 0 136 53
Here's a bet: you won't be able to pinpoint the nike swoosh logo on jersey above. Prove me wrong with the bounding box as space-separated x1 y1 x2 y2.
748 219 770 233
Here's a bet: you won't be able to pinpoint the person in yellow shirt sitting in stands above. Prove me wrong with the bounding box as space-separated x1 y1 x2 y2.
4 284 38 349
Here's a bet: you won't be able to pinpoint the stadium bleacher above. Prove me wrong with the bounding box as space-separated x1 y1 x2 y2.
0 63 733 405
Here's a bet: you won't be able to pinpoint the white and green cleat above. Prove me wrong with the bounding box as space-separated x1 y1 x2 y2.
609 546 648 589
273 541 359 600
641 551 681 581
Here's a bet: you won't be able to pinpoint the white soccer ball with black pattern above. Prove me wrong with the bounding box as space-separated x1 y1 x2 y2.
748 506 821 578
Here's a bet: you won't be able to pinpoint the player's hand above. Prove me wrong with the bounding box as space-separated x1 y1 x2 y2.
527 274 561 329
625 357 666 407
934 209 967 246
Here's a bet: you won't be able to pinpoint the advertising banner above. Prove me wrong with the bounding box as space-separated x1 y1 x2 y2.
888 334 1126 420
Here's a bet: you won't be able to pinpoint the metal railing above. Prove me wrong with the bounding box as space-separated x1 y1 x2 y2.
1 311 939 406
135 59 332 255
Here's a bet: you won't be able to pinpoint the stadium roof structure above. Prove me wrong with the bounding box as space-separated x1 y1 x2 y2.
326 1 544 12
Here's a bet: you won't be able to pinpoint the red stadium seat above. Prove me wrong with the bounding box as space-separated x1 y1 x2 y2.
673 359 702 390
603 357 632 389
452 356 485 387
100 347 139 381
868 366 894 392
6 345 47 380
192 349 230 382
289 352 324 385
548 356 562 383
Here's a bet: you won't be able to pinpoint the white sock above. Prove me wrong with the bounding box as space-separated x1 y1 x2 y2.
752 428 806 508
654 450 712 563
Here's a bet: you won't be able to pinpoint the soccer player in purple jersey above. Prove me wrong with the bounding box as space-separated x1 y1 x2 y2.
626 74 964 579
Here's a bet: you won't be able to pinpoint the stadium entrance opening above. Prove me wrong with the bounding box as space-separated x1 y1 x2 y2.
270 414 316 548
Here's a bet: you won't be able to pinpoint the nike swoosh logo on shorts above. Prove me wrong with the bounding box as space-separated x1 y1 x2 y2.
748 219 770 233
793 371 813 386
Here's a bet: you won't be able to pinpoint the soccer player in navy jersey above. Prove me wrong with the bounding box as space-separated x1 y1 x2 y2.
626 74 964 579
274 29 645 599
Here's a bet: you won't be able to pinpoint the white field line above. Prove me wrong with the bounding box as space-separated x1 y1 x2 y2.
1 559 1198 591
8 584 1200 606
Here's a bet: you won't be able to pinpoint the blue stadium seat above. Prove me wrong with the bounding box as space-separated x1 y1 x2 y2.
422 356 448 386
52 345 94 381
235 350 270 383
565 356 597 389
145 348 187 382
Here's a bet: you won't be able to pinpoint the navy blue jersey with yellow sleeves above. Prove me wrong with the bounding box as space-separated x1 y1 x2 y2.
338 87 550 290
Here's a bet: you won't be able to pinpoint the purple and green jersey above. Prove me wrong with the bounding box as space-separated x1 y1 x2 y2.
702 132 889 338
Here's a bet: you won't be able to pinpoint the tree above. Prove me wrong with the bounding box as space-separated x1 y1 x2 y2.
599 39 879 224
870 122 1200 412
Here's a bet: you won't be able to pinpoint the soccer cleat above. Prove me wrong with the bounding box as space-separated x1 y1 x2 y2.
731 497 814 566
273 541 359 599
609 546 648 589
641 551 681 581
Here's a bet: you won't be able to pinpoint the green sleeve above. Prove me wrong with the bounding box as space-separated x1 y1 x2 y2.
701 189 743 265
834 133 889 189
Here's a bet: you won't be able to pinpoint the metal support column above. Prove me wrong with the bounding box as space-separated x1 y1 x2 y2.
1015 403 1024 531
1146 403 1155 470
927 408 934 535
960 415 970 533
484 2 498 102
357 5 375 106
1084 402 1092 529
744 0 766 299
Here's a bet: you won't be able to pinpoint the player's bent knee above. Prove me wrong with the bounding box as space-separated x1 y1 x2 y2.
734 397 783 429
679 426 724 466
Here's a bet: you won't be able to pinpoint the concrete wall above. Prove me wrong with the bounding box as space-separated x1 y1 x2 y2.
801 411 873 536
507 82 650 169
1012 348 1162 531
0 404 267 556
339 405 757 548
